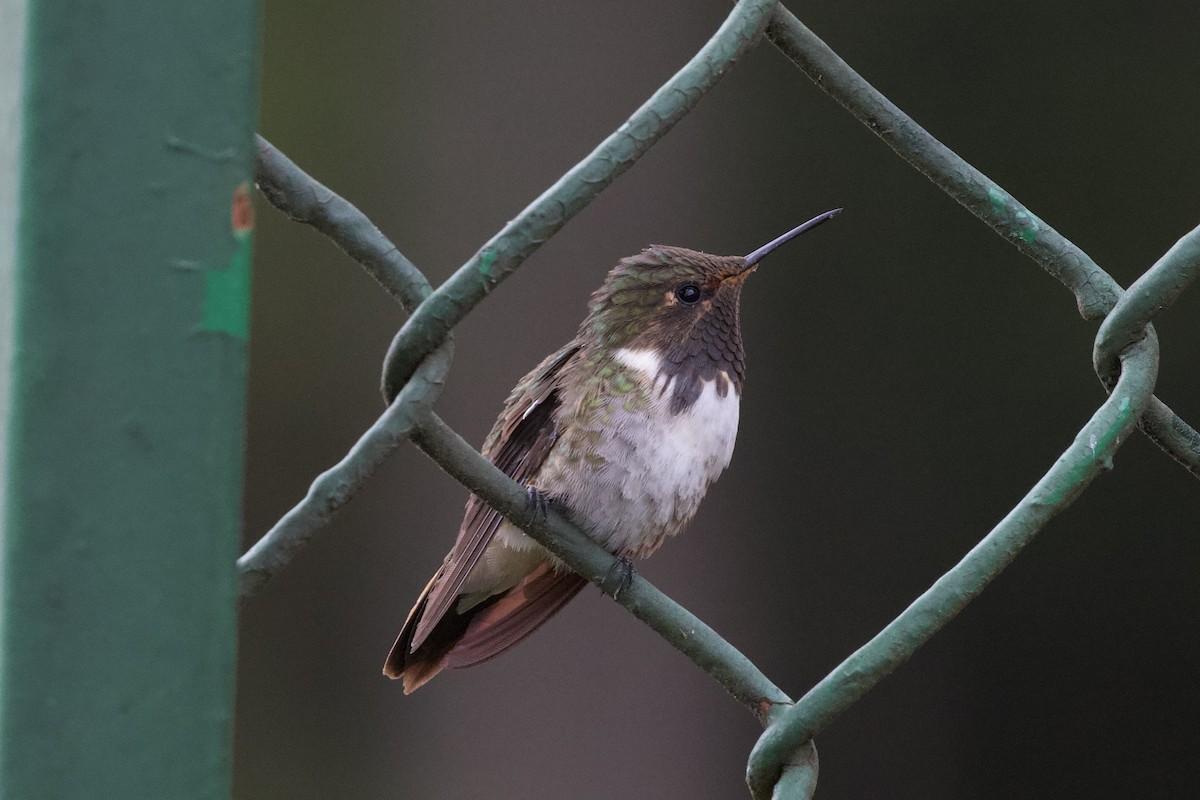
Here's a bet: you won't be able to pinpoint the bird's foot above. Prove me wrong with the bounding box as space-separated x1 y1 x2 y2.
601 555 636 600
526 486 551 519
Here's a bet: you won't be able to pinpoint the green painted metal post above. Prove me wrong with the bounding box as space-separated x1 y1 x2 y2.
0 2 259 798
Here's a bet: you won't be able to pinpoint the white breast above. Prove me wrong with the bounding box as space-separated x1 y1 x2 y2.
614 346 739 487
599 346 740 554
492 345 741 565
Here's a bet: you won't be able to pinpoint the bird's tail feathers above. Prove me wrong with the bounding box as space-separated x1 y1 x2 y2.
383 563 586 693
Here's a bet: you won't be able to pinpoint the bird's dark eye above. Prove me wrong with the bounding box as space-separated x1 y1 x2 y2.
675 283 702 305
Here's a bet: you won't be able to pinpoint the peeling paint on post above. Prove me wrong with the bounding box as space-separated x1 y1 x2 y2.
202 182 256 340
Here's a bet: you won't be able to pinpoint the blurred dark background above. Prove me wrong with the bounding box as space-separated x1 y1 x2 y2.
237 1 1200 797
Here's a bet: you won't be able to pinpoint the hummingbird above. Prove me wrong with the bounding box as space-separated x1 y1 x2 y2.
384 209 841 692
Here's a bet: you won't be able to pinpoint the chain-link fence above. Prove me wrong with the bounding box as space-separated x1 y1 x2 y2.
240 2 1200 797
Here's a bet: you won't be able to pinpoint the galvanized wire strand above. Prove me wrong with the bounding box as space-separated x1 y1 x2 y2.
1135 397 1200 481
243 141 793 721
746 332 1162 799
762 2 1200 482
1094 222 1200 383
770 741 818 800
1093 223 1200 478
762 5 1116 320
379 0 776 403
237 340 453 598
254 135 433 312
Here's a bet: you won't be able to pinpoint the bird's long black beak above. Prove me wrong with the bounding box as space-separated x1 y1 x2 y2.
743 208 842 267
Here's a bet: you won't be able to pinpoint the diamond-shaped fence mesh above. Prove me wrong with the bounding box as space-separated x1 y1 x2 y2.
240 3 1200 797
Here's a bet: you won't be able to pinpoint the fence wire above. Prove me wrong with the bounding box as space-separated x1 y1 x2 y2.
240 2 1200 797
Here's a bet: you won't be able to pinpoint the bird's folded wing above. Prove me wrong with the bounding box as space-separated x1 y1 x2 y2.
411 343 582 649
